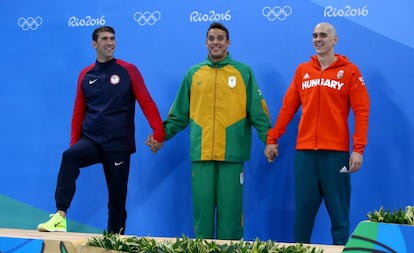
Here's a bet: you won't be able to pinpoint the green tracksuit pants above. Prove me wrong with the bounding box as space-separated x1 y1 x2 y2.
294 150 351 245
191 161 244 240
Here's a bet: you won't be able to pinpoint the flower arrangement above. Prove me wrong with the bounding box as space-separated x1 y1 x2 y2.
85 232 324 253
367 205 414 225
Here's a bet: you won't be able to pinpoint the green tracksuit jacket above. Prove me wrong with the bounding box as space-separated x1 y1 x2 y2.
164 53 271 162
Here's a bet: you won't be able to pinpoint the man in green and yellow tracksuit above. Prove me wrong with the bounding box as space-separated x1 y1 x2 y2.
161 23 271 240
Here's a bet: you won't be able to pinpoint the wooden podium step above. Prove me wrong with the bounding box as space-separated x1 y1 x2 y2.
0 228 101 252
0 228 344 253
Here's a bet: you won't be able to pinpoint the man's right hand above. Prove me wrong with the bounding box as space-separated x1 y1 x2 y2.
264 143 279 163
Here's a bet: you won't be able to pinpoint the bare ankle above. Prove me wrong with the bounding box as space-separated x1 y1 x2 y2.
57 210 66 218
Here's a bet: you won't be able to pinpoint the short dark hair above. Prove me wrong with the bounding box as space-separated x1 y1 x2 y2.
206 22 229 40
92 26 115 41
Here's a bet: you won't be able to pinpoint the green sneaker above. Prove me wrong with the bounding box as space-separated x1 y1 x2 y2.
37 212 67 232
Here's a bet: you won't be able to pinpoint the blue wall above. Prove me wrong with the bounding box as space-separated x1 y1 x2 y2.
1 0 413 245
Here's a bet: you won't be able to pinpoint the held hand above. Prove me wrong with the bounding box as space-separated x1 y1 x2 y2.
264 143 279 163
348 151 363 173
145 135 163 153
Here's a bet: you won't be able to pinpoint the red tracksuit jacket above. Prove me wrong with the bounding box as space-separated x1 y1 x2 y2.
267 54 370 154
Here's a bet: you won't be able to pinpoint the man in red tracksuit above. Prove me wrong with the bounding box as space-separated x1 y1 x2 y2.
37 26 165 234
265 22 370 245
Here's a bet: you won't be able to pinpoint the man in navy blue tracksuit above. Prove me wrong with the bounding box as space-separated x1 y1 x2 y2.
37 26 165 234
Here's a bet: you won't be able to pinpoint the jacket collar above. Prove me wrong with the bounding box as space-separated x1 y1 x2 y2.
205 53 232 68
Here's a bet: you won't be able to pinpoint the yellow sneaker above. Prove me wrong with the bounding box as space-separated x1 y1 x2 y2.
37 212 67 232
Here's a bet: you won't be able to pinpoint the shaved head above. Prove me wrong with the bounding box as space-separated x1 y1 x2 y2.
314 22 337 36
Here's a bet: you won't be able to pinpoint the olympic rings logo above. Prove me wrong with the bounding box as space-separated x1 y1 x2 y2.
262 5 292 21
133 11 161 26
17 16 43 31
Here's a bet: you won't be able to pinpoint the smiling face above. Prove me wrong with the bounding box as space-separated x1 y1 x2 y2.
312 23 338 56
206 28 230 62
93 31 116 63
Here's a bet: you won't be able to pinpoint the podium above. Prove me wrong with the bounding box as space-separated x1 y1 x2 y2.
0 228 344 253
343 221 414 252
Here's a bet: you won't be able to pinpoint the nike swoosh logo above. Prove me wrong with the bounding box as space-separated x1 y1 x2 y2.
89 79 98 85
114 161 125 166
